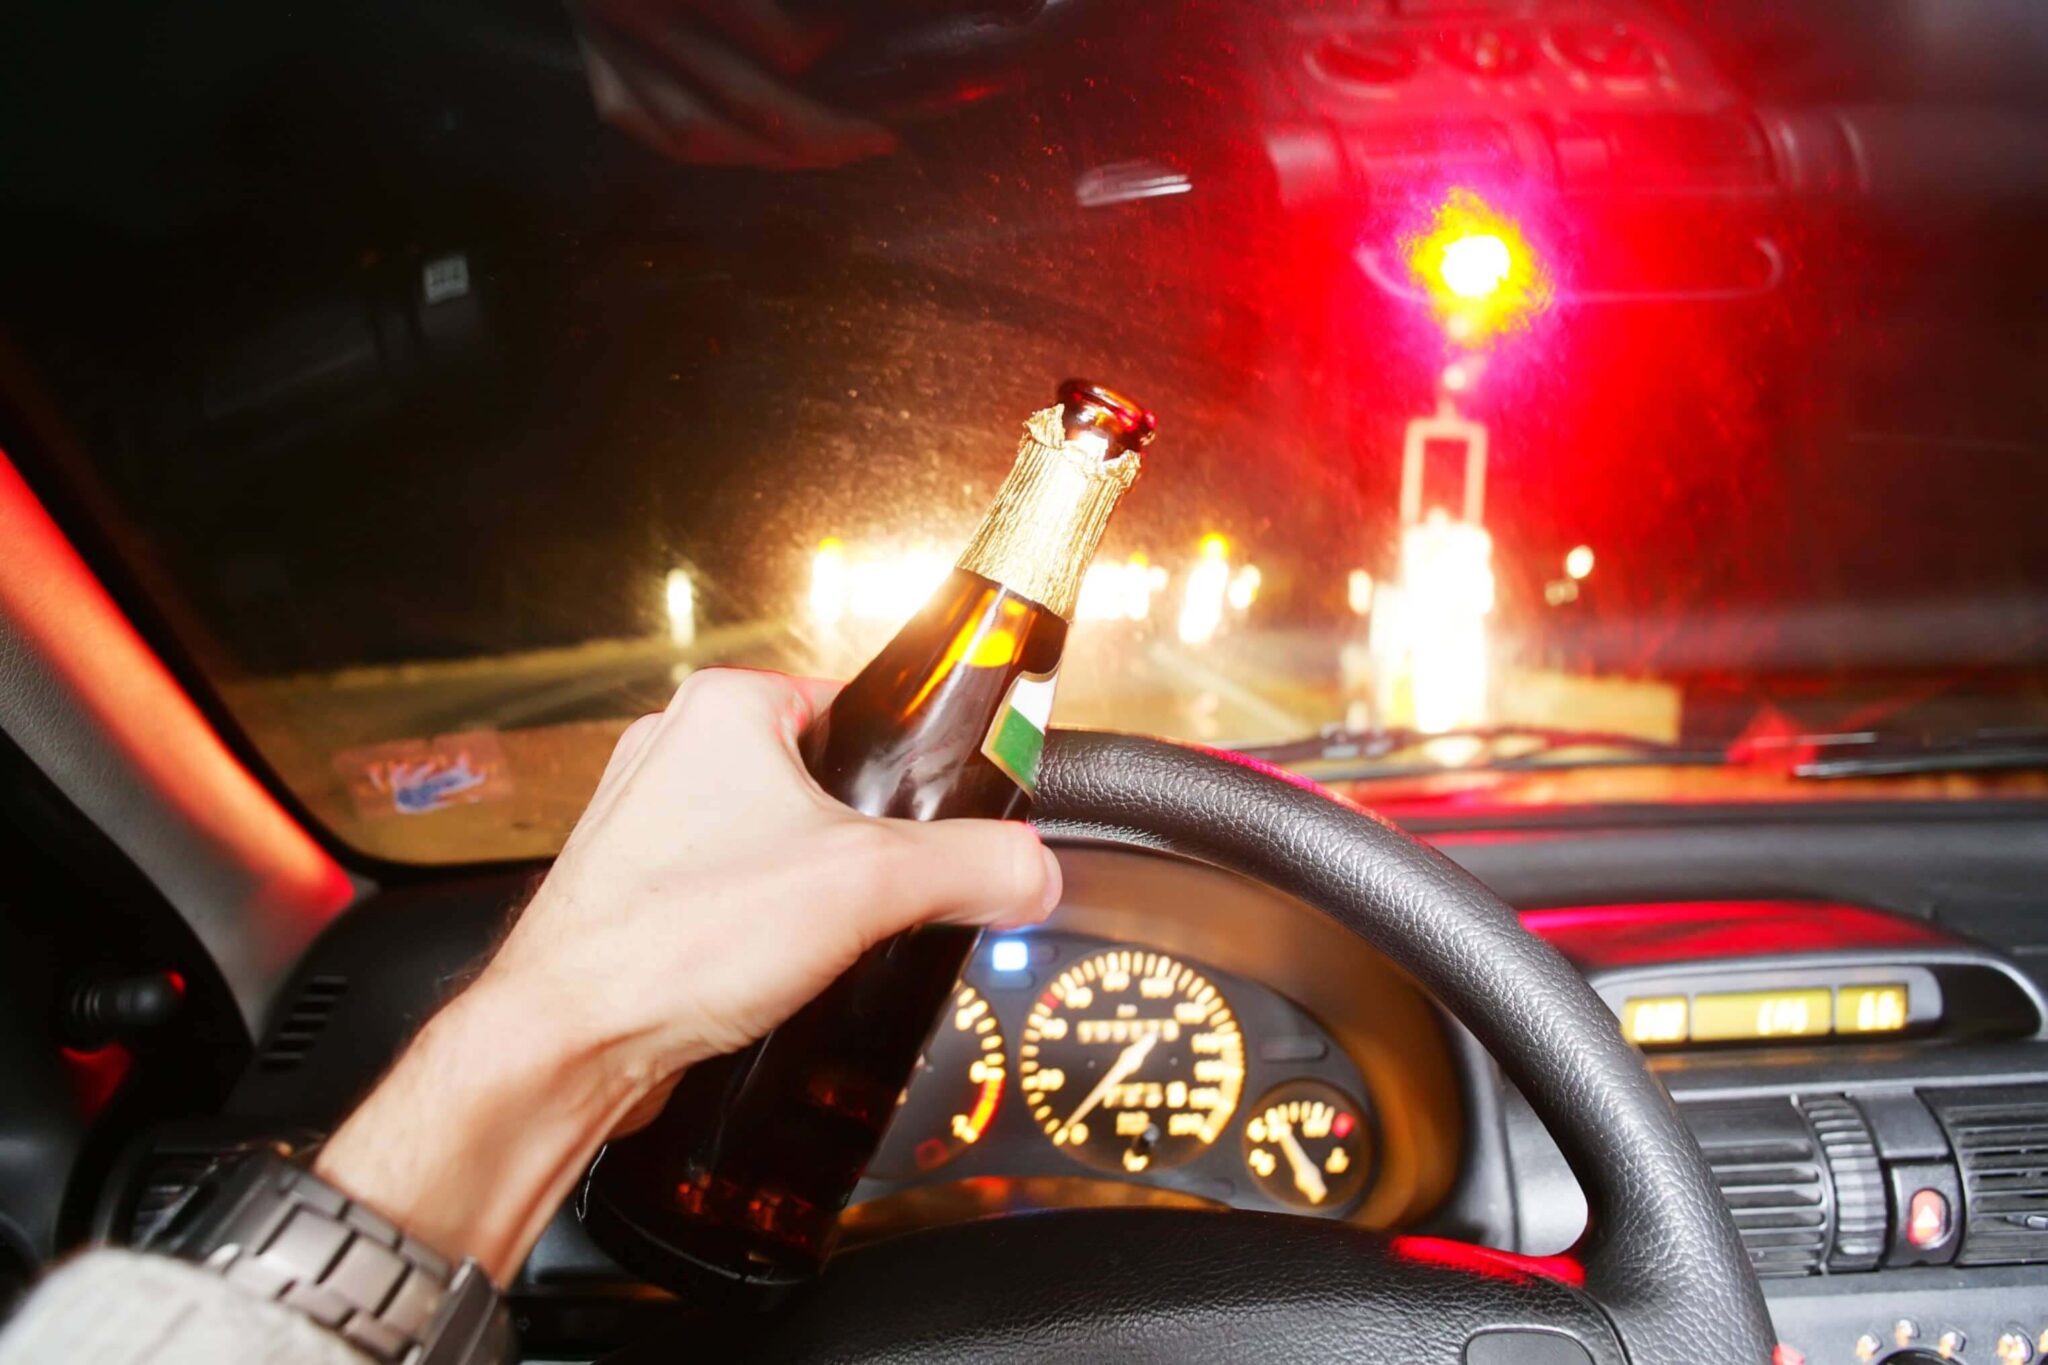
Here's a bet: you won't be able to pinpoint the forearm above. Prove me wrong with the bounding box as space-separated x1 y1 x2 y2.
0 670 1055 1365
314 975 641 1285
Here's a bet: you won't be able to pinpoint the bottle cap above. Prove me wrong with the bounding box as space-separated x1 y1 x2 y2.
1058 380 1156 457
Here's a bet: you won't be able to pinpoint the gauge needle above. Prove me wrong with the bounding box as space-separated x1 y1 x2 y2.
1272 1116 1328 1205
1056 1033 1158 1143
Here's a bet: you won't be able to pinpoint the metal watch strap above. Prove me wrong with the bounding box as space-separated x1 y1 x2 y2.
155 1149 513 1365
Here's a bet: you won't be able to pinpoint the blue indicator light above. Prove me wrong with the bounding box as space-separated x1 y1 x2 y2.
989 937 1030 973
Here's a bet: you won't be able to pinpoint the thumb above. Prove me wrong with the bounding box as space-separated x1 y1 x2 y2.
858 818 1062 937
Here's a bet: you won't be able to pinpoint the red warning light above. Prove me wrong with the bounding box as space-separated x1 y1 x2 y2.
1440 234 1513 300
1905 1187 1950 1249
1332 1112 1356 1139
1403 189 1552 344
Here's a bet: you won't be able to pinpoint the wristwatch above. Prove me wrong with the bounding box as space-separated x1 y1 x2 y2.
150 1145 514 1365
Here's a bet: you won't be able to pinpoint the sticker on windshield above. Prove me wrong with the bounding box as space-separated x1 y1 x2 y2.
982 667 1058 798
336 731 513 819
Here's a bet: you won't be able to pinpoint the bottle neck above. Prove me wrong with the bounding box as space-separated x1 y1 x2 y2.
954 404 1143 620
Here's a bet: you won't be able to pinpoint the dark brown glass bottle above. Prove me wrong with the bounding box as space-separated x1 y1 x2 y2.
580 381 1156 1303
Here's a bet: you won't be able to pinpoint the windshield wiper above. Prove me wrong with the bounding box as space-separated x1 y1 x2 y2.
1231 723 2048 784
1782 727 2048 779
1230 724 1724 777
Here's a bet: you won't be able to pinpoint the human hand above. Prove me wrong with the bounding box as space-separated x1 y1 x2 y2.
489 666 1061 1116
315 668 1060 1281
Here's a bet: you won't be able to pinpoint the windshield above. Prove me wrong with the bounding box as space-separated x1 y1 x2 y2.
5 0 2047 862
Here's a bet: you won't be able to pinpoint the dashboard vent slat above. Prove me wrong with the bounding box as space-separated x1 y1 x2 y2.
1925 1086 2048 1267
1680 1098 1830 1278
257 975 348 1072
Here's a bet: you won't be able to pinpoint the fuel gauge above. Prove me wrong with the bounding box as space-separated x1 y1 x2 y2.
1242 1080 1371 1212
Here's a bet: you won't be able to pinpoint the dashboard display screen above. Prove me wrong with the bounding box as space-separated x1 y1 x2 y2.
1836 983 1911 1034
1621 982 1911 1047
1690 988 1832 1042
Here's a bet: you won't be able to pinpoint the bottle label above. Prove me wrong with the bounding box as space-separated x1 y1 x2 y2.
981 666 1059 797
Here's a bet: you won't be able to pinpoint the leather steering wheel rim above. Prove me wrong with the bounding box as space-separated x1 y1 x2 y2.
1028 730 1773 1362
606 731 1773 1364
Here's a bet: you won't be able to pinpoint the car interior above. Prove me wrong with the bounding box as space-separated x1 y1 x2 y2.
3 0 2047 1361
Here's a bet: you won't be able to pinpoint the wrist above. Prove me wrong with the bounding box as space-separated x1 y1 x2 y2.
314 973 643 1283
159 1150 514 1365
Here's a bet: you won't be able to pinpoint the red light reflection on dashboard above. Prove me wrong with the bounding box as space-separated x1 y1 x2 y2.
1522 901 1952 969
1389 1235 1585 1287
60 1043 133 1118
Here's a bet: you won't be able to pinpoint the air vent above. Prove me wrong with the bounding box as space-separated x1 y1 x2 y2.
1926 1085 2048 1266
1681 1098 1829 1277
258 974 348 1072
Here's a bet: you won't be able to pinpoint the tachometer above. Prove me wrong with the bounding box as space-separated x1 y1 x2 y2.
1017 949 1245 1174
868 984 1006 1178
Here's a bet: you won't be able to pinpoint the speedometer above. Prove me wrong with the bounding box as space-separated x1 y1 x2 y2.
1017 949 1245 1174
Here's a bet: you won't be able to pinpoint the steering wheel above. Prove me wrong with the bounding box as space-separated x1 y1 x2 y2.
607 732 1774 1363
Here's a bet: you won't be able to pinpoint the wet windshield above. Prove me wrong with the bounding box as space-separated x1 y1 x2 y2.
4 0 2046 861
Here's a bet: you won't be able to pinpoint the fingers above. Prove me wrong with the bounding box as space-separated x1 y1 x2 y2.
587 669 824 807
850 819 1063 940
668 665 837 710
588 670 844 817
576 712 668 832
776 674 845 728
664 667 842 742
602 713 664 783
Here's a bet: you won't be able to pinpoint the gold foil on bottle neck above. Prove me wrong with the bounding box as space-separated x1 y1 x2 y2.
954 405 1143 620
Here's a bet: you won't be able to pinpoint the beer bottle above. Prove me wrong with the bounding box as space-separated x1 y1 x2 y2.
580 380 1156 1301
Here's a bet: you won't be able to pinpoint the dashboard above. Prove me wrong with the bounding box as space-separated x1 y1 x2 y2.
50 816 2048 1365
166 846 1468 1257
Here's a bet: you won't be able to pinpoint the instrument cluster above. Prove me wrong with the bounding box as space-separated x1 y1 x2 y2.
854 931 1377 1221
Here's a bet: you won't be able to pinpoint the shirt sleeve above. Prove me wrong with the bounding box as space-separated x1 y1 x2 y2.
0 1248 371 1365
